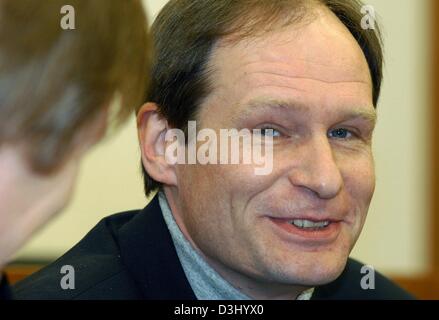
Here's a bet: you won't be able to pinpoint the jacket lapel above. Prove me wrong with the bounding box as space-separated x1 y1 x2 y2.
118 196 196 300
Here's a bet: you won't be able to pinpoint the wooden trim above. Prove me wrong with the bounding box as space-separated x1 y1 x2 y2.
392 275 439 300
4 264 44 285
432 0 439 274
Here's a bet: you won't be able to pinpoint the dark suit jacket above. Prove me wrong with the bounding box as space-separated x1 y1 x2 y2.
13 196 414 300
0 274 12 300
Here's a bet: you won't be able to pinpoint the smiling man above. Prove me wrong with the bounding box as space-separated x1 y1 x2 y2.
15 0 412 300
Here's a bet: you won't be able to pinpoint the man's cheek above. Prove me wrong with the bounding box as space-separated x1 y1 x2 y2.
226 169 283 205
354 162 376 203
339 154 375 192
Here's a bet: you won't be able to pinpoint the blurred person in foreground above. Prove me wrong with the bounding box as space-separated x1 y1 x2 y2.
0 0 150 299
16 0 413 300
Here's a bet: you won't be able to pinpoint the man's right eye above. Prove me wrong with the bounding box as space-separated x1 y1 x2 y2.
258 127 282 138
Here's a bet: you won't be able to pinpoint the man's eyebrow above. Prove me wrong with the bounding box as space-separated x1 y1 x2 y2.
233 99 377 126
341 109 377 126
232 99 305 123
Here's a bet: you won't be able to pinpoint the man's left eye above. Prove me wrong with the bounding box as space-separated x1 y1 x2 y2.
328 128 353 139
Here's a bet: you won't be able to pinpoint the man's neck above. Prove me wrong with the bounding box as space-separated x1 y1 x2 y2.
203 256 310 300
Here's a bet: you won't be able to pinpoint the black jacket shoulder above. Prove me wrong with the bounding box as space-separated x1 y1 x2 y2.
1 274 13 300
14 197 195 300
14 197 414 300
14 210 143 300
312 259 414 300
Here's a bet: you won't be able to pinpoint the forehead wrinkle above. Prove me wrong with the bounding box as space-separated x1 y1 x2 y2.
240 53 364 72
233 98 377 126
232 99 306 124
248 71 371 86
343 109 377 127
230 59 371 87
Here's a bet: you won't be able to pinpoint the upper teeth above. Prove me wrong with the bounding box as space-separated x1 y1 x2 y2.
290 219 330 228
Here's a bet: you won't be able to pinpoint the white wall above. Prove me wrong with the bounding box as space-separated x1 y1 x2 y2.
350 0 431 276
16 0 432 276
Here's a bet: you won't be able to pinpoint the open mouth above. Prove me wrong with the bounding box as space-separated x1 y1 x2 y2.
288 219 331 230
268 217 341 243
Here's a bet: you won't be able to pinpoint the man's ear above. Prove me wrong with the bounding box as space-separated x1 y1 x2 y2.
137 103 178 187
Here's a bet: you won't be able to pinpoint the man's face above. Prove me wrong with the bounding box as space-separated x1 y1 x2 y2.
173 8 376 288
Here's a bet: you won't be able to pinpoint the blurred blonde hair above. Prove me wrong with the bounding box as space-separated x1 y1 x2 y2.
0 0 151 173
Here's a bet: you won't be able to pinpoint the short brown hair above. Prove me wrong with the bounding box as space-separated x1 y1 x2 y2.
142 0 383 197
0 0 150 173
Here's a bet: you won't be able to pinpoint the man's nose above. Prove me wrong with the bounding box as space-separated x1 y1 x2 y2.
288 136 343 199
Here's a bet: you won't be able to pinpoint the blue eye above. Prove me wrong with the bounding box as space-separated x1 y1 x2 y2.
329 128 352 139
259 128 282 137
